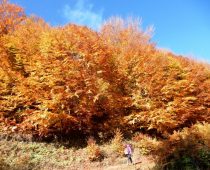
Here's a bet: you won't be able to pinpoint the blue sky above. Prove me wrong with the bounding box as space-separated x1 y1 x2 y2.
10 0 210 63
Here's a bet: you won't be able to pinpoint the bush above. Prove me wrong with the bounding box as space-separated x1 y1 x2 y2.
110 129 124 156
86 137 103 161
132 133 159 155
155 122 210 170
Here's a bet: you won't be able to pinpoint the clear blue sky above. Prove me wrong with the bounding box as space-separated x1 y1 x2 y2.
10 0 210 63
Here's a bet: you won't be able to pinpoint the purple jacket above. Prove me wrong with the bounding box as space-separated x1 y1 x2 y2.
125 144 132 154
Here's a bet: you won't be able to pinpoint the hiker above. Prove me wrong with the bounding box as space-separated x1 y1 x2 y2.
124 144 133 165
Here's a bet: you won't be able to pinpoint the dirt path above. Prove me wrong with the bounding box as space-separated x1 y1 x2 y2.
77 155 155 170
101 160 154 170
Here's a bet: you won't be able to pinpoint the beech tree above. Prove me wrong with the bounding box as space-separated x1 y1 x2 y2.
0 0 25 35
0 1 209 138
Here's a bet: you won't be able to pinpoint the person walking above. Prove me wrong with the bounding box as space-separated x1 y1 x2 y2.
124 144 133 165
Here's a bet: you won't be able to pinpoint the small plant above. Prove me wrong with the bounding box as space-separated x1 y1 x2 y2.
132 133 159 155
110 129 124 156
86 137 103 161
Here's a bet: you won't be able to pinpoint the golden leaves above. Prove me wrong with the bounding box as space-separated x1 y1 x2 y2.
0 4 209 138
0 0 25 35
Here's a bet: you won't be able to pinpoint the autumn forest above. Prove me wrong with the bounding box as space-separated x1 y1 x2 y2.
0 0 209 169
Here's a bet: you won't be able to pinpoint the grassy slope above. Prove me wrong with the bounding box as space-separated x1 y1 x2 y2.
0 137 155 170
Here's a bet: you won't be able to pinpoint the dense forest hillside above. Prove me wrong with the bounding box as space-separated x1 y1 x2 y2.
0 1 209 169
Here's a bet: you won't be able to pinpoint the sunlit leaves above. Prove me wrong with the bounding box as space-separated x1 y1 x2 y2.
0 0 25 35
0 2 209 138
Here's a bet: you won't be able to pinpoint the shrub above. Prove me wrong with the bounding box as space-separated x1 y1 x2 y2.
86 137 103 161
110 129 124 156
155 122 210 170
132 133 159 155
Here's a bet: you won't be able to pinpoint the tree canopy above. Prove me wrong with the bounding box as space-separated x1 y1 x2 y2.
0 1 209 139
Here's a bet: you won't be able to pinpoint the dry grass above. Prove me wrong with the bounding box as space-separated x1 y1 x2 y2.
1 124 209 170
0 133 156 170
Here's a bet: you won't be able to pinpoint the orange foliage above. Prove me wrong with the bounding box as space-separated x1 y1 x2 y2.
0 0 25 35
86 137 103 161
0 1 209 139
155 122 210 169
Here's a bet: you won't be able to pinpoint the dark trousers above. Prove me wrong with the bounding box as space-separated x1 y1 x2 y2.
126 154 133 164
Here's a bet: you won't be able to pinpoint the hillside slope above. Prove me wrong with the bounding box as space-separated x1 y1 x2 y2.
0 1 209 169
0 14 209 138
